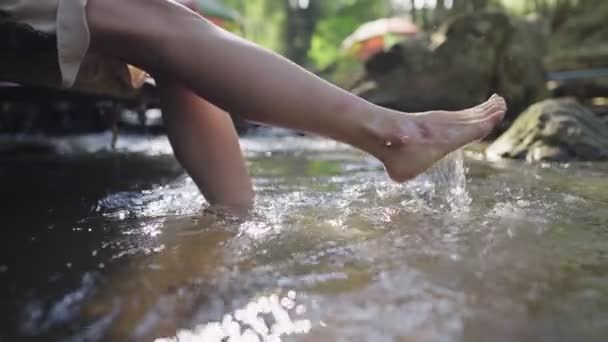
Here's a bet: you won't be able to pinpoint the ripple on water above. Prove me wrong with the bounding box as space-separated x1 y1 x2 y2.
5 134 608 341
97 176 205 220
19 273 99 337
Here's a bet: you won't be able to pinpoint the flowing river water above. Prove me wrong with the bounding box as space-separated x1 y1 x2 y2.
1 132 608 341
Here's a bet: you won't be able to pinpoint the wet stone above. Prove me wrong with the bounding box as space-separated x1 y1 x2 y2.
487 98 608 161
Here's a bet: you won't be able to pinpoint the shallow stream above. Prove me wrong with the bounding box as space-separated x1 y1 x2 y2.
1 132 608 341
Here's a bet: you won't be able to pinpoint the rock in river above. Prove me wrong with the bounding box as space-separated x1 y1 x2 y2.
352 11 548 122
486 99 608 162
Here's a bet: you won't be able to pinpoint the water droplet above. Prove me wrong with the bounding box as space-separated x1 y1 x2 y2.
280 297 295 310
0 265 8 273
257 296 271 314
295 305 306 315
152 245 165 253
66 262 72 268
450 254 462 261
98 263 105 269
91 250 98 257
426 149 471 213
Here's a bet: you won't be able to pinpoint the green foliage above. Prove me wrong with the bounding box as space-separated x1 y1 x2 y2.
308 16 358 69
308 0 391 69
222 0 286 52
221 0 390 68
322 56 364 88
220 0 601 71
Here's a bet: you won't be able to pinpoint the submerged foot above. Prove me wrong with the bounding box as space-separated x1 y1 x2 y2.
372 94 507 182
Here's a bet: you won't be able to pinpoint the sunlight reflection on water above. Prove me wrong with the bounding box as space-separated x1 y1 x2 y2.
156 291 311 342
4 133 608 341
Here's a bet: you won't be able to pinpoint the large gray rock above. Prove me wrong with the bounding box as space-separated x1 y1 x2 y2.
546 1 608 72
352 11 548 122
486 99 608 162
545 1 608 100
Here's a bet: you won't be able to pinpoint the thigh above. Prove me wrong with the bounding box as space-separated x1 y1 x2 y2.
86 0 201 73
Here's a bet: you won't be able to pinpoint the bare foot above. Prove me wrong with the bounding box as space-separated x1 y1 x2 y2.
371 94 507 182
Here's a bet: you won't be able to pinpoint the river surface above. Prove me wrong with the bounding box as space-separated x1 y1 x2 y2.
1 131 608 342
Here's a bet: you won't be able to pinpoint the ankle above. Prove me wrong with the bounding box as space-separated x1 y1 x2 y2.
356 105 403 159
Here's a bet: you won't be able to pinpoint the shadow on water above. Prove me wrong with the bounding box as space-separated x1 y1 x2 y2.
1 133 608 341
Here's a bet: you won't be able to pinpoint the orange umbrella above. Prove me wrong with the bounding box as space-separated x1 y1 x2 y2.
342 17 419 60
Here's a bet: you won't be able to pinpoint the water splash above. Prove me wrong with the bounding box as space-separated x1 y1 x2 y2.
423 149 472 214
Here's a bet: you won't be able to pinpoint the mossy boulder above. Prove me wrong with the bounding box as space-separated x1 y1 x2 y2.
352 11 548 122
486 99 608 162
546 1 608 72
545 2 608 100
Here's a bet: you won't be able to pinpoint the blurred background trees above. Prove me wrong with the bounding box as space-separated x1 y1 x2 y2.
2 0 606 157
220 0 605 71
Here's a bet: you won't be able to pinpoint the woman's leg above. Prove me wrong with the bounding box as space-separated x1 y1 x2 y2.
86 0 506 182
158 80 254 209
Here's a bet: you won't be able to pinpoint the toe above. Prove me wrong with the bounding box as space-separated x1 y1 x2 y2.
478 95 504 112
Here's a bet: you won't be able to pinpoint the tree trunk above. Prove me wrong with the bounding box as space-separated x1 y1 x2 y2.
471 0 488 11
409 0 418 23
452 0 469 14
283 0 320 67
